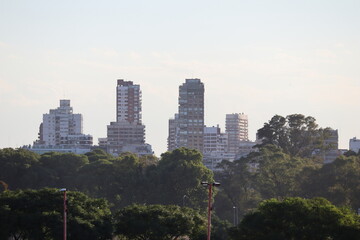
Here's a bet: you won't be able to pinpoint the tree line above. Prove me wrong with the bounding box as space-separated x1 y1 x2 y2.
215 114 360 223
0 148 228 239
1 114 360 239
0 147 213 211
1 188 359 240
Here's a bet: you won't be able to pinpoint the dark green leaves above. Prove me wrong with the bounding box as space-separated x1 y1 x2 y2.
229 197 360 240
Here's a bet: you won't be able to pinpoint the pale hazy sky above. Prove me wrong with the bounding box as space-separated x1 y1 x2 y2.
1 1 360 156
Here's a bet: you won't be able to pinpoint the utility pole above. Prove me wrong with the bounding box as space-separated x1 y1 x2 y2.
59 188 67 240
201 181 220 240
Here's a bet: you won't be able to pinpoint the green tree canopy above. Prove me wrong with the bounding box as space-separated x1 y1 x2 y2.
215 158 260 221
300 155 360 209
215 145 320 223
252 145 319 199
85 149 114 163
34 152 89 189
147 147 214 210
0 148 39 189
114 204 205 240
257 114 333 158
229 197 360 240
0 188 112 240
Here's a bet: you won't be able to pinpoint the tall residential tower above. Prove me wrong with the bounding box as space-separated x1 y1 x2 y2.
168 79 204 152
104 79 152 156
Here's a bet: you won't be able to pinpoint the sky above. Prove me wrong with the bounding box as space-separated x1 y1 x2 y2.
1 0 360 156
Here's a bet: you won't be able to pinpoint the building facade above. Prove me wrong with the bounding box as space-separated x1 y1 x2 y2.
104 79 152 156
31 99 93 154
167 114 179 151
202 126 233 171
203 126 228 154
350 137 360 153
168 79 204 152
166 80 257 171
116 79 142 123
226 113 249 154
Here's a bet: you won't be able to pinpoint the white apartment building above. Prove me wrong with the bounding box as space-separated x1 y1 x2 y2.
203 126 228 154
203 126 233 171
350 137 360 153
41 100 82 145
31 99 93 154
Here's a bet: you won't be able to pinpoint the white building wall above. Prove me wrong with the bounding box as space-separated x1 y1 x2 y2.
42 114 56 145
37 100 92 146
72 114 82 134
350 137 360 153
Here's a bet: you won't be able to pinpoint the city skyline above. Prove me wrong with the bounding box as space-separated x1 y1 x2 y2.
1 1 360 156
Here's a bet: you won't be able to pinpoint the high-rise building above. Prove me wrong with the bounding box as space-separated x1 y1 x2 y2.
350 137 360 153
168 79 204 152
226 113 249 154
103 79 152 156
30 99 93 154
116 79 142 123
167 114 179 151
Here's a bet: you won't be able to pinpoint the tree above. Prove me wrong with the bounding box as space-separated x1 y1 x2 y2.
210 215 232 240
34 152 89 189
139 154 159 167
253 145 318 199
215 159 260 222
214 145 323 223
147 148 214 210
114 204 205 240
110 153 150 208
229 197 360 240
0 188 113 240
0 148 39 189
85 149 114 163
300 155 360 209
257 114 333 158
75 159 116 200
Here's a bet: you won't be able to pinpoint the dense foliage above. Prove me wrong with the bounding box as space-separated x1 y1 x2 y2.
114 204 206 240
228 197 360 240
0 147 213 211
0 188 112 240
215 145 360 222
0 148 215 239
257 114 334 158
